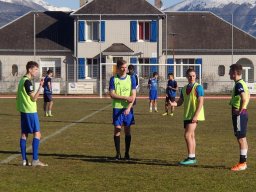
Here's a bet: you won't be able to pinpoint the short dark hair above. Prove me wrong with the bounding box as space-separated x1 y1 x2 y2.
128 64 135 71
168 73 174 77
153 72 158 77
26 61 39 73
47 69 53 75
116 59 127 69
230 63 242 75
186 68 196 76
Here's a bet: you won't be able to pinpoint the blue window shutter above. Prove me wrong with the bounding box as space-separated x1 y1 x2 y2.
150 58 158 74
78 21 85 42
78 58 85 79
101 21 105 42
130 21 137 42
167 58 174 74
130 58 138 73
195 58 202 79
150 20 157 42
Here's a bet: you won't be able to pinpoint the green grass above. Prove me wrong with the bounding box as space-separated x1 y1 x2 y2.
0 98 256 192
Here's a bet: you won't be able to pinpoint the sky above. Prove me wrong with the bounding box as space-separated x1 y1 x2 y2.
45 0 183 10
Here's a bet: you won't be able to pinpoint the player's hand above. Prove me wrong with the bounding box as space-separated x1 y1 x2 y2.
124 108 130 115
39 78 44 87
169 101 177 107
232 109 240 116
126 96 133 103
192 116 198 123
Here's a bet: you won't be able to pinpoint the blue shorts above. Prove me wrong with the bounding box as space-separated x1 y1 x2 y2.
113 108 135 127
21 112 40 134
44 93 52 102
232 110 248 139
149 90 158 100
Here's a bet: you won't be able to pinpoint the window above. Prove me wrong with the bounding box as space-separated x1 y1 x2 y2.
139 58 150 78
12 64 18 76
40 59 61 78
87 58 99 79
175 59 196 78
138 22 150 41
218 65 225 76
87 21 100 41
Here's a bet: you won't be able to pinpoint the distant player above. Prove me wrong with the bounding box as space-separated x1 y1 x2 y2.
16 61 48 167
229 64 250 171
43 69 54 117
170 68 205 165
148 72 159 112
109 59 136 160
162 73 178 116
127 64 139 106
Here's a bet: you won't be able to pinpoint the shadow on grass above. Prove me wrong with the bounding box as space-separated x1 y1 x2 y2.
0 113 19 117
0 150 228 169
39 119 111 125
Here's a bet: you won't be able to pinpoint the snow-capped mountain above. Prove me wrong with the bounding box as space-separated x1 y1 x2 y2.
0 0 71 11
0 0 72 27
165 0 256 36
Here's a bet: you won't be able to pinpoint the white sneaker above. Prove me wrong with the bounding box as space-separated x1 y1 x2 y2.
32 160 48 167
22 159 31 166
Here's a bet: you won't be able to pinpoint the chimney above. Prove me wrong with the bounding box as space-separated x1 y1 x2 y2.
80 0 87 7
154 0 162 9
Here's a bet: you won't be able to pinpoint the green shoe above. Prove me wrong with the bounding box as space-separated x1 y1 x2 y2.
162 112 168 116
170 113 174 116
45 113 49 117
179 158 197 165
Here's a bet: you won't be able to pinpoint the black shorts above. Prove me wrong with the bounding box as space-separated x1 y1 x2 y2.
44 94 52 102
184 120 198 128
232 110 248 139
165 96 175 103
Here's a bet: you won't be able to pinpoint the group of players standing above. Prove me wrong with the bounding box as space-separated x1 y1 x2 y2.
109 59 249 171
16 60 249 171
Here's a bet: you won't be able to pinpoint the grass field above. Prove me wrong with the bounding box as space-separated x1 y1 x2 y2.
0 98 256 192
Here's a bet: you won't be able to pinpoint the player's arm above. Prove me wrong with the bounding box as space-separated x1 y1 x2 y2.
239 90 249 113
147 79 151 89
192 85 204 122
48 78 52 91
27 79 44 102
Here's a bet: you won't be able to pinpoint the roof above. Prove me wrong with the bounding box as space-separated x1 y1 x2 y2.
103 43 134 56
0 11 74 53
163 12 256 54
73 0 164 15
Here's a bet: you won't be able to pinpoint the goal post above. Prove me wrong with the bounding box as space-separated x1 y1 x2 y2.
99 63 202 98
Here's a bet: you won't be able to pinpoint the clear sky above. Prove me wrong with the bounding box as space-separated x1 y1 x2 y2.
45 0 183 10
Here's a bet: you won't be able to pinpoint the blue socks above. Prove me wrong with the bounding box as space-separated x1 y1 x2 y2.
20 138 27 160
32 138 40 161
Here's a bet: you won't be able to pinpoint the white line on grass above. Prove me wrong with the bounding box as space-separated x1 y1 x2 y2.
0 104 111 164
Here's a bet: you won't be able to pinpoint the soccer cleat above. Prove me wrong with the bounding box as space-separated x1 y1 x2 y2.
45 113 49 117
32 160 48 167
155 110 158 113
149 109 152 113
170 113 174 116
231 162 247 171
162 112 168 116
124 153 130 160
115 153 121 160
179 158 197 165
22 159 31 166
48 114 54 117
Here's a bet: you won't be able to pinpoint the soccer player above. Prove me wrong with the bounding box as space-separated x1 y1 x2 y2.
170 68 204 165
162 73 178 116
229 64 250 171
127 64 139 89
16 61 48 166
148 72 159 112
109 59 136 160
43 69 54 117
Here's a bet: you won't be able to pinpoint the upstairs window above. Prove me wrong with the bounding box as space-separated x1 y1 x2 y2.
87 21 100 41
139 22 151 41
